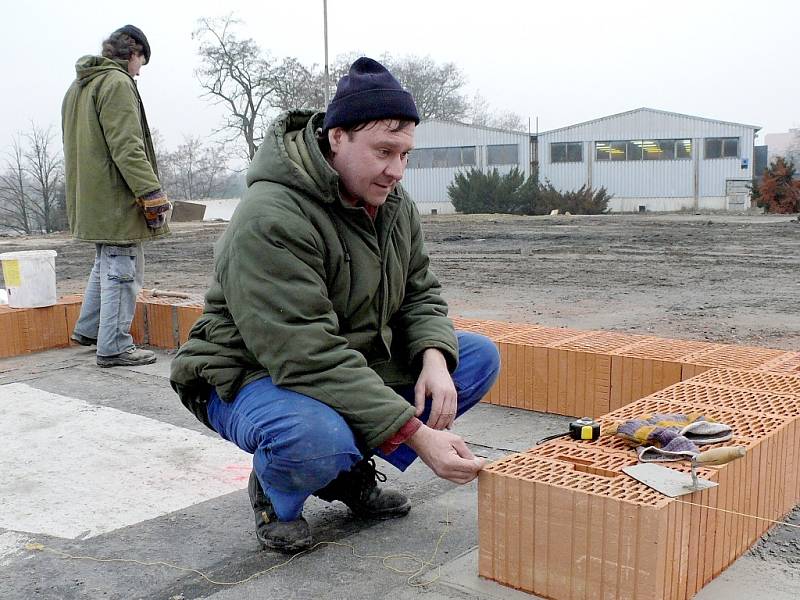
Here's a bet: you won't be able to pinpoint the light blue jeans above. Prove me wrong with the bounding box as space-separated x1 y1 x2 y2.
207 331 501 521
73 243 144 357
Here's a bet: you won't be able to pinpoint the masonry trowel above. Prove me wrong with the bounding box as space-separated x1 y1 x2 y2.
622 446 746 498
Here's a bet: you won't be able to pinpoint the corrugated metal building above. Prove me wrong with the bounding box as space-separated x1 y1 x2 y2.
537 108 760 212
402 120 532 214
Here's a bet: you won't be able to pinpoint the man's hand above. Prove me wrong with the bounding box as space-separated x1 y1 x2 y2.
415 348 457 430
406 424 485 484
137 190 171 229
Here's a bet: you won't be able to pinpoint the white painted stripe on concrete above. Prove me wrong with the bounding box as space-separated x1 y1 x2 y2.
1 382 251 540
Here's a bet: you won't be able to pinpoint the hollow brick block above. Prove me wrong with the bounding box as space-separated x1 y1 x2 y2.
681 344 788 374
687 367 800 397
758 352 800 376
145 302 177 349
451 316 538 341
177 305 202 345
0 306 26 358
20 305 69 352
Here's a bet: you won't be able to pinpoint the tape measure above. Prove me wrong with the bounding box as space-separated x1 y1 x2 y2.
569 417 601 441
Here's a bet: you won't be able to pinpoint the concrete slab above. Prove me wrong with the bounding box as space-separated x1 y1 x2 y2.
0 382 250 539
436 548 542 599
0 347 796 600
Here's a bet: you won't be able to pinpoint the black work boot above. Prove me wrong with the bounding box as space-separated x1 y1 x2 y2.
248 470 313 553
314 458 411 519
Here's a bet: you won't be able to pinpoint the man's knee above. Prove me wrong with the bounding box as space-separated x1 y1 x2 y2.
453 332 501 402
264 408 362 491
458 331 500 378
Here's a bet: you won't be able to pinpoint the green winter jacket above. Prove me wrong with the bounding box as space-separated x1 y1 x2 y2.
61 55 169 243
170 110 458 449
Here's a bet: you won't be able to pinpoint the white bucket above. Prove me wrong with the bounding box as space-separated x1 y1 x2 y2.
0 250 58 308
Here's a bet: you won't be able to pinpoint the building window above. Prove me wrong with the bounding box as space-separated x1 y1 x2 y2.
487 144 519 165
676 139 692 159
643 139 675 160
407 146 477 169
551 142 583 163
705 137 739 159
595 139 692 161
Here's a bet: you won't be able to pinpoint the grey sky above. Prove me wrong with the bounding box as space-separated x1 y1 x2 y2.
1 0 796 151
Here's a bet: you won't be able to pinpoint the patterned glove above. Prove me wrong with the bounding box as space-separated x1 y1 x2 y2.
136 190 171 229
611 412 733 462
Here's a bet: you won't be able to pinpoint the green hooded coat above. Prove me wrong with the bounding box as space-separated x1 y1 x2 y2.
170 111 458 449
61 55 169 243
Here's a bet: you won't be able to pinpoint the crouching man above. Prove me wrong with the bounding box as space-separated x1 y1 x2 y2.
170 57 500 552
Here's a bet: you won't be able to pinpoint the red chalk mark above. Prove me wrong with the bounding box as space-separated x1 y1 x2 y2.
221 463 252 483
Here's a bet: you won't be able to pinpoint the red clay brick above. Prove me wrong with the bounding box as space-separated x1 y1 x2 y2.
682 344 788 371
145 302 177 349
687 367 800 396
451 316 537 341
177 305 202 345
652 381 800 418
758 352 800 376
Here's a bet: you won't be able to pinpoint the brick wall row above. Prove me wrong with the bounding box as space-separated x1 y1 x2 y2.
0 292 203 358
479 370 800 600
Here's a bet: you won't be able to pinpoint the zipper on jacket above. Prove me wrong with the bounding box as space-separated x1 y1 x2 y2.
375 201 403 357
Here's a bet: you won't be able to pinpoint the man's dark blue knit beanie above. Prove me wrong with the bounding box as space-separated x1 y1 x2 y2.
322 57 419 131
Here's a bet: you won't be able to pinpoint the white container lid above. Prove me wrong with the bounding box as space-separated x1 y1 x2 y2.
0 250 58 260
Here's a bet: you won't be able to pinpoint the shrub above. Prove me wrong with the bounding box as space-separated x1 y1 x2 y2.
448 167 524 214
757 157 800 214
448 168 611 215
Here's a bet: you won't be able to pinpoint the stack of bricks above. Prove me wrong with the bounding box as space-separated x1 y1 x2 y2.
451 316 799 416
479 367 800 600
0 295 82 358
0 291 203 359
129 290 204 349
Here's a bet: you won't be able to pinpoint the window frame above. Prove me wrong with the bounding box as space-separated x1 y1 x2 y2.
487 144 520 166
406 145 478 169
594 139 693 162
550 141 583 163
704 137 739 160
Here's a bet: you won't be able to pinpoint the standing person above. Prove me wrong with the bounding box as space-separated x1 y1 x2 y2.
62 25 170 367
171 57 500 552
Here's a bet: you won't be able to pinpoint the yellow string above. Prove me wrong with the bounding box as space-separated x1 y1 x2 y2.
24 507 451 588
674 499 800 530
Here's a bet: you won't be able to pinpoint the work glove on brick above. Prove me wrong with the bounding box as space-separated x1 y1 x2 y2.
137 190 171 229
609 412 733 462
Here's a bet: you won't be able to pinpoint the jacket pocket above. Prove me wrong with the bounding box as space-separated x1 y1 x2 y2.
106 245 137 282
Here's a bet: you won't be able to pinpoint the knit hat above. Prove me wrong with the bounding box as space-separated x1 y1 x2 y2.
114 25 151 64
323 57 419 131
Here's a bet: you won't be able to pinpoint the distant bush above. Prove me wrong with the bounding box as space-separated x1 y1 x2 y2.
447 168 611 215
448 167 525 214
758 157 800 214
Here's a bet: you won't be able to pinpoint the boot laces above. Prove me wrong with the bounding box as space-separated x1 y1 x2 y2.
354 458 386 501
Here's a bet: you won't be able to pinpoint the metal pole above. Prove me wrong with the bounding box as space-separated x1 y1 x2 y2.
323 0 330 107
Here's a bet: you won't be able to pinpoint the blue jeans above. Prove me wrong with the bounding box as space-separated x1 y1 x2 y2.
73 243 144 357
207 331 500 521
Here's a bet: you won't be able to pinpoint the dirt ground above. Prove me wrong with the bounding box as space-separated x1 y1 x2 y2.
2 212 799 349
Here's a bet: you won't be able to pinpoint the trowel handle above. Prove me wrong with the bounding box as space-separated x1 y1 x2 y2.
693 446 746 466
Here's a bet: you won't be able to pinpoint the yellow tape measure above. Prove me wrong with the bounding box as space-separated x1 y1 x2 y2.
569 417 601 441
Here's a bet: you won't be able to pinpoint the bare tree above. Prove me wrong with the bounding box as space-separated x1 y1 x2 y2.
271 57 325 112
0 136 34 234
466 91 525 131
380 54 470 121
23 124 63 233
270 52 474 122
161 136 229 201
194 15 277 160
